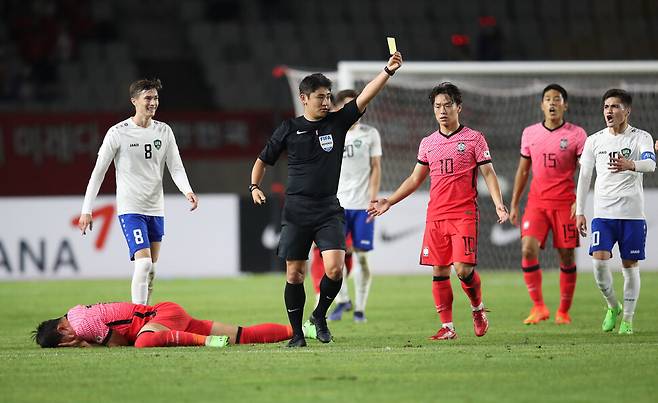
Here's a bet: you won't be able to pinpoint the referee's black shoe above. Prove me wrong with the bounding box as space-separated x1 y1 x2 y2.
309 314 332 343
286 334 307 347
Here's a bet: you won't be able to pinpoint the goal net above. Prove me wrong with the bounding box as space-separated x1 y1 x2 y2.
284 62 658 269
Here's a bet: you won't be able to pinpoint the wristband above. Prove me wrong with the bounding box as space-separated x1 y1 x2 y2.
249 184 260 192
384 66 395 76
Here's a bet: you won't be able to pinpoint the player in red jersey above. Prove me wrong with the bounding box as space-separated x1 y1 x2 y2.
368 82 508 340
33 301 296 348
509 84 587 325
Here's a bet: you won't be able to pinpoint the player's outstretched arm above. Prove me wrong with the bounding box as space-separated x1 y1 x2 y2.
479 163 509 224
356 52 403 113
509 157 531 226
368 163 428 217
250 158 267 205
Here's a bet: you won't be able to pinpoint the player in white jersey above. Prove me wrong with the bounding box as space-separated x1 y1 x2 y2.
78 78 198 304
328 89 382 323
576 89 655 335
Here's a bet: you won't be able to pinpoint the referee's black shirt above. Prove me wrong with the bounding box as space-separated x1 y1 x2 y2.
259 98 363 198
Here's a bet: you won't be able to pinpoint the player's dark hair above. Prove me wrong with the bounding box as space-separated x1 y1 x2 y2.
129 78 163 99
542 84 568 102
602 88 632 107
429 82 462 106
299 73 332 96
334 89 359 105
33 317 64 348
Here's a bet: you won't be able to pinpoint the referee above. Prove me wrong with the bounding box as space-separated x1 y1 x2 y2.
250 52 403 347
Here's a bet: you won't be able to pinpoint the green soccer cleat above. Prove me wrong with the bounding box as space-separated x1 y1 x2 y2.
302 319 317 340
618 320 633 335
205 335 229 347
602 302 622 332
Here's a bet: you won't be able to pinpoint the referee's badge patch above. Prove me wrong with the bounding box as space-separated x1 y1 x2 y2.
319 134 334 152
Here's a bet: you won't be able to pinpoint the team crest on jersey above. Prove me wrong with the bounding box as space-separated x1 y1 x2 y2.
457 142 466 152
621 148 631 158
560 138 568 150
319 134 334 152
354 139 362 148
154 139 162 150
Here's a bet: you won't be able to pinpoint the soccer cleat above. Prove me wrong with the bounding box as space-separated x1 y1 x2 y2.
353 311 367 323
555 311 572 325
286 334 307 347
309 314 333 343
302 320 317 339
618 320 633 335
428 326 457 340
328 301 353 321
205 335 229 348
472 308 489 337
523 305 550 325
602 302 622 332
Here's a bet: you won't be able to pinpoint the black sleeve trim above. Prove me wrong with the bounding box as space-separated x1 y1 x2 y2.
235 326 243 344
476 159 492 166
101 329 113 345
417 159 429 166
520 154 531 159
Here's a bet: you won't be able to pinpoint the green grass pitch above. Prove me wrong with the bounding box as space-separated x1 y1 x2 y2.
1 271 657 403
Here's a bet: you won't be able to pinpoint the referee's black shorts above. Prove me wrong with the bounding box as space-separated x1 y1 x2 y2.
277 195 346 261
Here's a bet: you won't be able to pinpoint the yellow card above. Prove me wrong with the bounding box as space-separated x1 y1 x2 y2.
387 37 397 55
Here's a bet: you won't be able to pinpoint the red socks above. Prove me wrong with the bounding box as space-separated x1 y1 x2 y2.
522 257 544 307
310 247 324 294
134 330 206 348
237 323 293 344
459 270 482 307
432 276 453 324
558 265 577 313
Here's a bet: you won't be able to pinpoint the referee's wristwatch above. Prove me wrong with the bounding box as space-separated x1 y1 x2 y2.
249 184 260 192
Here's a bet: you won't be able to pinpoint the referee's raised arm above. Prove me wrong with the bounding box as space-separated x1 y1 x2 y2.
356 51 403 112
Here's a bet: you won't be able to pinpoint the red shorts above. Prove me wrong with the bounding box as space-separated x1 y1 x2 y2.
521 206 579 249
420 218 477 266
149 302 213 335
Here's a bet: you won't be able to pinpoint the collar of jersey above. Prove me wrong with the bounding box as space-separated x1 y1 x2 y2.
438 124 464 138
542 120 566 132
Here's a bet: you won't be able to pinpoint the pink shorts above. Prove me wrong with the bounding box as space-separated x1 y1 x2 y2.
420 218 477 266
521 206 579 249
150 302 213 335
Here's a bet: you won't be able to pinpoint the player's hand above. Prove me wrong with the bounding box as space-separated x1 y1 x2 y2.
367 198 391 220
387 51 403 72
608 156 634 172
576 214 588 237
58 337 91 348
495 204 509 224
252 188 266 205
186 192 199 211
78 214 93 235
509 206 520 226
570 202 576 219
655 140 658 153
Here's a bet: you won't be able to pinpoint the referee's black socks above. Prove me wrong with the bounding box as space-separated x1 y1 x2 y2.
285 282 306 336
313 275 343 319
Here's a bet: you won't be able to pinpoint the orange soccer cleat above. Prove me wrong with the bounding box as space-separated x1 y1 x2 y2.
554 311 572 325
523 305 550 325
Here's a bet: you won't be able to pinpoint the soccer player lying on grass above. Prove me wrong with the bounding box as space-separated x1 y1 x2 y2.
33 301 306 348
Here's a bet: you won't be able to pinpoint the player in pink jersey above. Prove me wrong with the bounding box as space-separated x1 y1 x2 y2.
368 82 508 340
33 301 298 348
509 84 587 325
